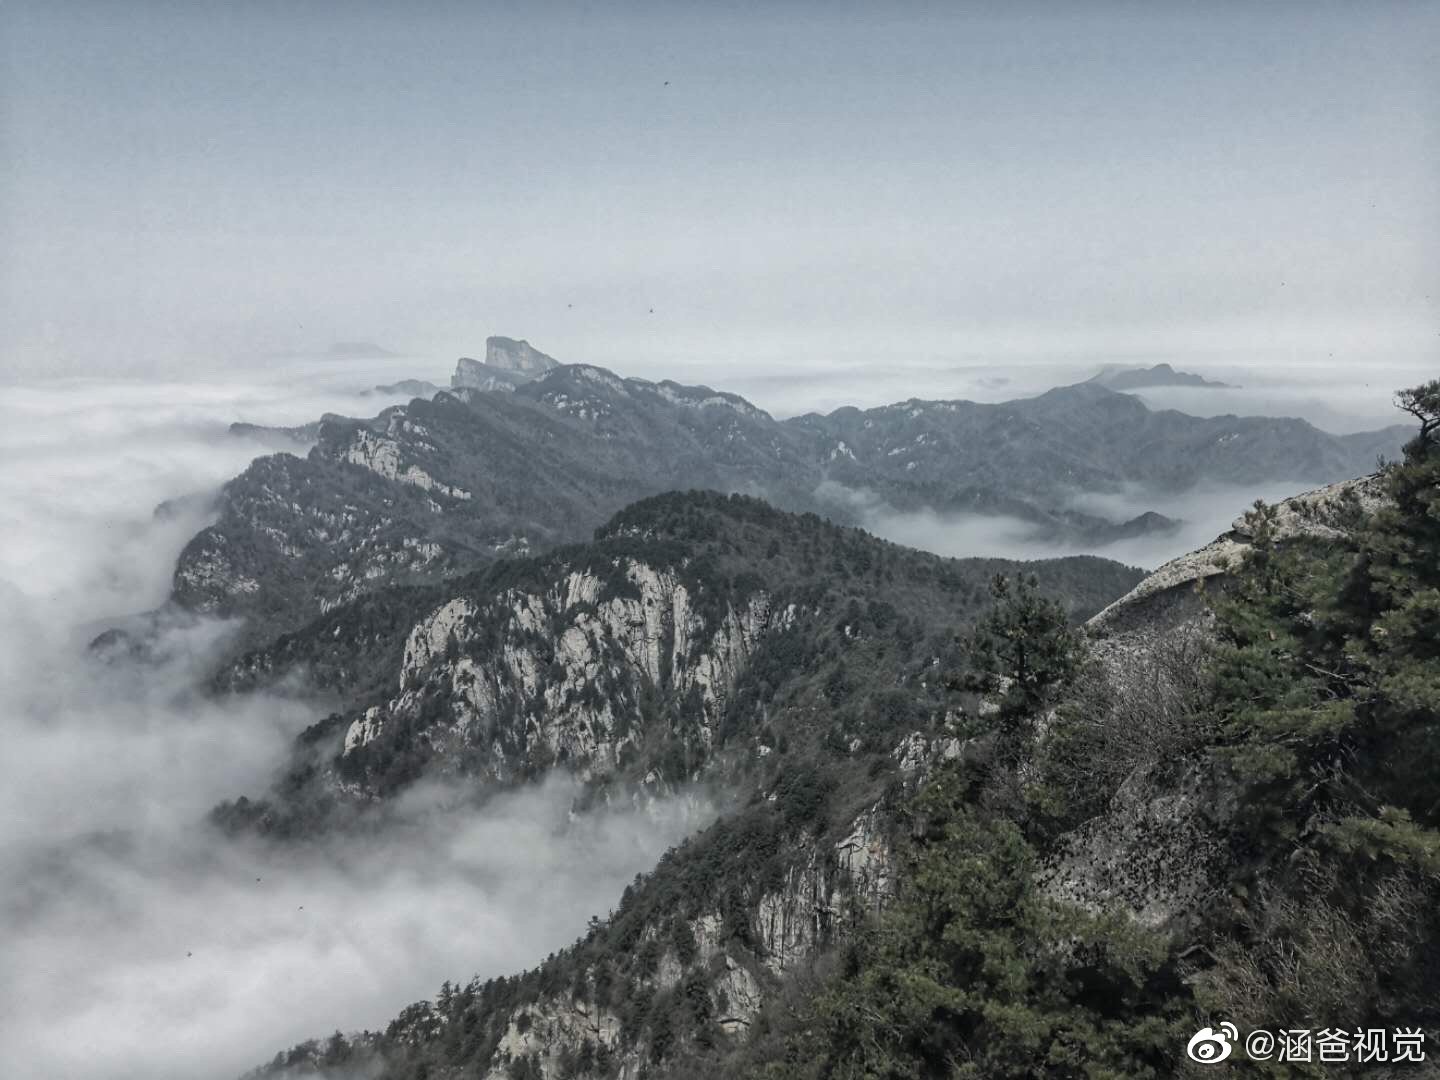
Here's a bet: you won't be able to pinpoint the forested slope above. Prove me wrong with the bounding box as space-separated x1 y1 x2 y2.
245 383 1437 1079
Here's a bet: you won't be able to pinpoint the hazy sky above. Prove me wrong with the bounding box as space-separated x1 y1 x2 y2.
2 1 1436 382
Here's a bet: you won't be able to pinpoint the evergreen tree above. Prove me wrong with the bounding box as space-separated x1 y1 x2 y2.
962 574 1083 755
1199 379 1440 1034
758 758 1184 1080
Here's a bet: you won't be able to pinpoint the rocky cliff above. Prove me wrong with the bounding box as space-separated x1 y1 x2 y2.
451 336 560 391
485 336 561 375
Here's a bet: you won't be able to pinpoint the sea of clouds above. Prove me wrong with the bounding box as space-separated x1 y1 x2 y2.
0 368 707 1080
0 352 1421 1078
824 476 1334 571
769 359 1422 569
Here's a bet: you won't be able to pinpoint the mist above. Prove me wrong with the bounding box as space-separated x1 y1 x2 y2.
834 476 1341 572
0 375 708 1080
710 357 1426 436
0 346 1423 1080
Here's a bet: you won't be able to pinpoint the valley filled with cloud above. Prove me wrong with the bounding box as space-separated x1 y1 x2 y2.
0 375 707 1080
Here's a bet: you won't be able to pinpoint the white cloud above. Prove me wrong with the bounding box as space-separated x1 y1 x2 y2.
0 375 706 1080
0 358 1420 1078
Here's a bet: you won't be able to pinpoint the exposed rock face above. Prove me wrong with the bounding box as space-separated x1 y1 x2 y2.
485 335 560 375
170 443 464 624
465 798 899 1080
451 336 560 391
338 560 780 792
487 1000 627 1079
451 358 523 392
1042 759 1237 929
1088 472 1387 637
1040 473 1389 929
343 424 473 501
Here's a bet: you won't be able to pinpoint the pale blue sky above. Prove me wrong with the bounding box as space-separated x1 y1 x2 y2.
2 1 1436 383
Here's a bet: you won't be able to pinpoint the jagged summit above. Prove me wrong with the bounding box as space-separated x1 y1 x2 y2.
451 336 561 391
524 365 774 423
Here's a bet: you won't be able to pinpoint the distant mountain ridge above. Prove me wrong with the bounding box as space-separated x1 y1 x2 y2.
372 378 442 398
1087 362 1234 390
325 341 399 359
163 342 1411 649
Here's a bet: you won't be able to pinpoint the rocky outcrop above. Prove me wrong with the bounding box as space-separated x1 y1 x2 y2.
450 359 523 392
1087 472 1387 638
1041 474 1389 930
485 336 560 375
487 999 628 1080
342 424 473 501
1042 759 1237 930
170 446 460 623
338 560 782 792
469 798 900 1080
451 336 560 391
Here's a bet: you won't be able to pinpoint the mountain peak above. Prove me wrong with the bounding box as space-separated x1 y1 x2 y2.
485 336 559 375
450 336 561 391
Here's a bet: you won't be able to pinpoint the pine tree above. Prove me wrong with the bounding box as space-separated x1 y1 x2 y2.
962 574 1082 755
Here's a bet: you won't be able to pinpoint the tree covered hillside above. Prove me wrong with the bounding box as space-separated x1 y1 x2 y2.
247 383 1437 1079
741 381 1440 1078
215 491 1142 836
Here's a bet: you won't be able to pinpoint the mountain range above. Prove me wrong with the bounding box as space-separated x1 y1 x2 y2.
236 460 1430 1080
210 491 1144 834
186 343 1408 651
86 347 1433 1079
218 489 1148 1075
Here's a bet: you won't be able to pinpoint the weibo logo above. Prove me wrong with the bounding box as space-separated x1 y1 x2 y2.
1187 1023 1238 1064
